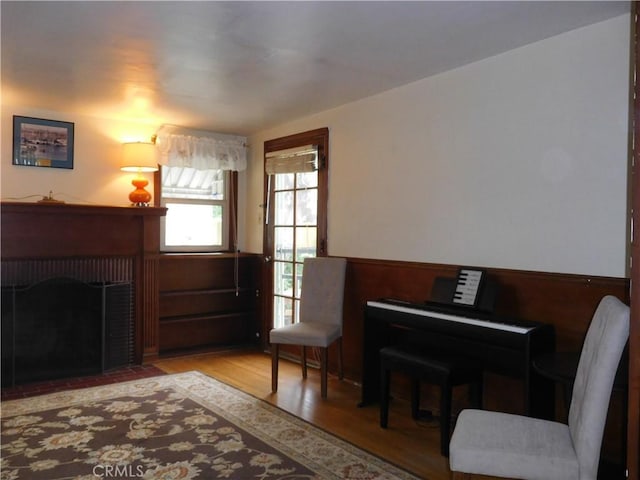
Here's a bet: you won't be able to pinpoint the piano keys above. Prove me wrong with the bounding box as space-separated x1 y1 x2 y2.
367 300 533 334
361 298 555 419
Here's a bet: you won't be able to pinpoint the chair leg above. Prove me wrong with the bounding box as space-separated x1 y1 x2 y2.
301 345 307 379
320 347 328 399
451 472 472 480
440 380 452 457
337 337 344 380
271 344 279 393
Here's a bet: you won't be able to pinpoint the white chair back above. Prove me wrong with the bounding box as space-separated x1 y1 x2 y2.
299 257 347 328
568 295 629 478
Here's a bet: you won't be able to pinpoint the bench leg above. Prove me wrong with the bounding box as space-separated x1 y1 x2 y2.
440 380 452 457
411 378 421 419
380 367 390 428
469 376 483 409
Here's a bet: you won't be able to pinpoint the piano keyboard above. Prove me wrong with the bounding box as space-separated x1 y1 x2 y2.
366 300 533 334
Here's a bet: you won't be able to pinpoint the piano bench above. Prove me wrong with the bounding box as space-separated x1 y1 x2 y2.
379 345 483 457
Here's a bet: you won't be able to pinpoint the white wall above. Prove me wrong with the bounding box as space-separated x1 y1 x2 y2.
0 107 249 248
0 106 158 207
2 15 629 276
246 15 631 278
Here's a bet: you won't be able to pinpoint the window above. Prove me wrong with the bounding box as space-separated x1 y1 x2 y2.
153 125 245 253
160 165 230 252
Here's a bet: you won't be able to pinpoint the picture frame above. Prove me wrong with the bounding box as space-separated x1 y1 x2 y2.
13 116 74 169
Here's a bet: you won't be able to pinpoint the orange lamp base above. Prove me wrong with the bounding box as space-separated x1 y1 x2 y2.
128 177 152 206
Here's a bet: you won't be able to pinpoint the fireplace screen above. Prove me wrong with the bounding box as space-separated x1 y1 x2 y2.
1 277 133 387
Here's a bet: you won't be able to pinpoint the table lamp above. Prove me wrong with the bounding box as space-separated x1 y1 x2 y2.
121 142 158 206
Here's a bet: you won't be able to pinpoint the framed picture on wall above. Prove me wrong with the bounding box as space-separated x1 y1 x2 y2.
13 116 74 169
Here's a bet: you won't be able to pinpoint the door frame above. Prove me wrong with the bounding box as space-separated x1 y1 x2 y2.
628 5 639 477
261 128 329 350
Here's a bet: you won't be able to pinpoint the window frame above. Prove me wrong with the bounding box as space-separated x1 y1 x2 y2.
155 167 237 253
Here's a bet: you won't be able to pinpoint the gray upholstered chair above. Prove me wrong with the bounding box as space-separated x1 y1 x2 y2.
270 256 347 399
449 295 630 480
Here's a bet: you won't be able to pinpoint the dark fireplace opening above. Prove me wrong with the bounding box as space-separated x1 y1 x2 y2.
1 277 133 387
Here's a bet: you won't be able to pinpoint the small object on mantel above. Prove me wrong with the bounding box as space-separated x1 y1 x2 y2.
37 191 65 204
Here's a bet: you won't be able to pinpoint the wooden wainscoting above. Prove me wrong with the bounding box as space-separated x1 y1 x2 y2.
260 256 628 468
334 258 628 385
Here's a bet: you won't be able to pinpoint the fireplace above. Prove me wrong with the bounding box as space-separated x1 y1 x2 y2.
1 278 133 386
1 202 167 365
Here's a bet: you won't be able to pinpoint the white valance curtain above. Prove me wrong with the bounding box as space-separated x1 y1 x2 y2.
155 125 247 172
265 145 318 175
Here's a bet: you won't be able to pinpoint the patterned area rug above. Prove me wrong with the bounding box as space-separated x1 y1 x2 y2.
1 365 166 401
1 371 419 480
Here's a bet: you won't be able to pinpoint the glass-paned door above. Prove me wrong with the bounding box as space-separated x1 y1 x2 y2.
272 166 318 328
263 128 329 338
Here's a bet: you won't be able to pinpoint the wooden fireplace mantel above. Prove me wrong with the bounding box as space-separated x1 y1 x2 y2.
1 201 167 363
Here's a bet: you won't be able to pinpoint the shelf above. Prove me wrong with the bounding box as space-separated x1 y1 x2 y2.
161 287 253 297
160 311 252 324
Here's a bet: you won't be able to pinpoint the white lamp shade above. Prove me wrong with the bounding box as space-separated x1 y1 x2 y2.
121 142 158 172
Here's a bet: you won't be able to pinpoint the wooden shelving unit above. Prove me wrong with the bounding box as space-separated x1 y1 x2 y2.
158 253 261 354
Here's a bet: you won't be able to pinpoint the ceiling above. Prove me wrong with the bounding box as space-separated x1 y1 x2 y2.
1 1 630 136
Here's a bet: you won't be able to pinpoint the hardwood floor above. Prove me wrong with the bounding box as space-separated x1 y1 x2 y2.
153 348 498 480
